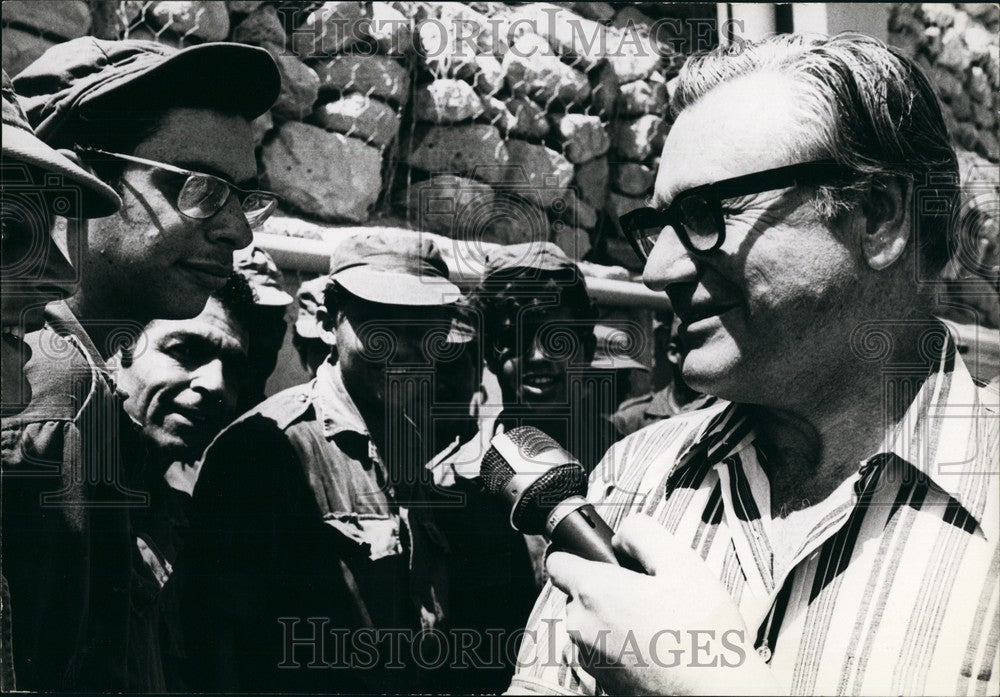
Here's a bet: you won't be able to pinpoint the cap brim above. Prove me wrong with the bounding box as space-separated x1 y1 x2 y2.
591 355 649 371
3 124 121 218
83 43 280 122
253 285 294 306
333 268 462 306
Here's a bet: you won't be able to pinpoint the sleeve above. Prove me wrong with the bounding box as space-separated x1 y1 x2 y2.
1 417 90 689
179 415 304 691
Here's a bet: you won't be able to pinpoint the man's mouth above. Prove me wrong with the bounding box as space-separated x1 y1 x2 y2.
177 260 232 287
167 406 217 432
679 304 738 327
522 372 562 395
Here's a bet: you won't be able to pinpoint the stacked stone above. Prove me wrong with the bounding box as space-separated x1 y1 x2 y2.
889 3 999 162
888 4 999 327
1 1 94 76
229 1 412 224
397 2 677 262
1 0 699 254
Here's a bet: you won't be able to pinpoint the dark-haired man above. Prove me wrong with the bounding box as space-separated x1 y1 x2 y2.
182 232 467 692
116 273 256 690
2 39 280 691
511 33 998 696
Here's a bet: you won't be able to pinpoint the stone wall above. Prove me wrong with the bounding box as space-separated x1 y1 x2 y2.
2 1 996 327
1 0 716 270
888 3 1000 327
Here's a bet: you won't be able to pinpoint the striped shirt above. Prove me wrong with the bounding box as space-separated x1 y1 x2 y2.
509 339 999 696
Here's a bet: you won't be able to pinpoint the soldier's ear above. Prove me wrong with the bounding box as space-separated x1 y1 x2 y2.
316 307 338 347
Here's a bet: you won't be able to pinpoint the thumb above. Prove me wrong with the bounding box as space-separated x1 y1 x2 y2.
612 514 692 576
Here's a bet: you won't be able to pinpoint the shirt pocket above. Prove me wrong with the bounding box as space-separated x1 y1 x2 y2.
323 512 404 562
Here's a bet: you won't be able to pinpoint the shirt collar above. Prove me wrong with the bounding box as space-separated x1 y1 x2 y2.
668 332 996 541
876 334 997 540
313 361 369 441
645 386 716 418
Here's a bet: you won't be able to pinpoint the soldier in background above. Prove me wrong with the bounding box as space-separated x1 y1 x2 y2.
181 232 469 693
233 244 293 412
611 313 716 436
292 275 333 377
468 242 619 470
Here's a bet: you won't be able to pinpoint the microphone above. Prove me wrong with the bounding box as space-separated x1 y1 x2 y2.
481 425 643 571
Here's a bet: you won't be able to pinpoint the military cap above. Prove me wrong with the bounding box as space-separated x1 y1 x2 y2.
328 231 461 306
2 69 120 218
13 37 280 148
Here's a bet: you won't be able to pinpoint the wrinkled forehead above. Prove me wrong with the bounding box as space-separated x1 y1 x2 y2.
654 71 825 205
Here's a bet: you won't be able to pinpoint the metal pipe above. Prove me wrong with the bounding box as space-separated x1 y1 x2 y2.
254 232 672 311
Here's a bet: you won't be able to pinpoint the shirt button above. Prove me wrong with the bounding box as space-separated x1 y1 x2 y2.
756 645 772 663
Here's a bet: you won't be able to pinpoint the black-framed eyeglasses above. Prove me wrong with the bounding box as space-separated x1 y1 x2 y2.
618 159 855 261
79 148 278 228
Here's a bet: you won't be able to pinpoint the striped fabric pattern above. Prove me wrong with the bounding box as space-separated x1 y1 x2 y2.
508 343 999 696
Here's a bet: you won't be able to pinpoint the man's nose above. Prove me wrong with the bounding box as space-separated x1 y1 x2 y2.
642 232 699 292
206 194 253 250
190 358 227 397
527 335 551 362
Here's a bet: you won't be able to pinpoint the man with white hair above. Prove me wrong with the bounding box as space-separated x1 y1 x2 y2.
510 33 998 696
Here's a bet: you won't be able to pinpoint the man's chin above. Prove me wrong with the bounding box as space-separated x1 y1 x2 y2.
680 349 741 400
154 276 217 321
150 430 204 464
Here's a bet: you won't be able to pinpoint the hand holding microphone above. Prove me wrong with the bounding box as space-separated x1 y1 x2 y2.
480 425 643 572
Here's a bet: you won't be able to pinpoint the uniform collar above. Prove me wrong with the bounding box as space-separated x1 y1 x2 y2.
313 361 370 442
645 384 715 418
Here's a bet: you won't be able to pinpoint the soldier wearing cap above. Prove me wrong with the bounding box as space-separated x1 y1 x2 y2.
0 68 121 693
292 275 333 377
467 242 619 469
2 39 279 692
182 231 469 692
233 244 294 413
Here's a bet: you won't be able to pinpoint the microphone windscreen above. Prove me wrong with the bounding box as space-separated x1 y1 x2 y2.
480 425 566 496
481 426 589 534
511 463 587 534
480 445 516 496
504 425 563 458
